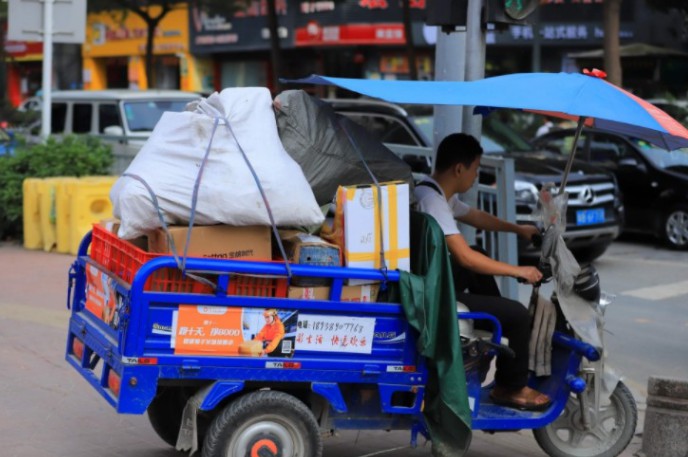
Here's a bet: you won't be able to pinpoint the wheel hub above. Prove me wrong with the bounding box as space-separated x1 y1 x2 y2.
248 434 281 457
666 210 688 246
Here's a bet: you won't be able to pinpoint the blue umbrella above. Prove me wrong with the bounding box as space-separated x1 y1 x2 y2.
285 72 688 151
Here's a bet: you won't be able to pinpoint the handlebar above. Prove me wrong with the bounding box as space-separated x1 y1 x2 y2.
515 230 552 286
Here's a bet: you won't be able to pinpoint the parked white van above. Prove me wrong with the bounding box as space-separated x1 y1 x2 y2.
47 89 201 174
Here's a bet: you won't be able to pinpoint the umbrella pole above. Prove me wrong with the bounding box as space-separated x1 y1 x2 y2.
558 116 588 195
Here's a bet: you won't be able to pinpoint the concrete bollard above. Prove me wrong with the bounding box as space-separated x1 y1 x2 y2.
641 376 688 457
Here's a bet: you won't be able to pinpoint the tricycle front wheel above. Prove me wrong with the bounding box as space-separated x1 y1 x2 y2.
533 381 637 457
202 390 322 457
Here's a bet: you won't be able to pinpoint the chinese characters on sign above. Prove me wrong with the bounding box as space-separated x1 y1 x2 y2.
172 305 244 355
487 23 634 44
296 314 376 354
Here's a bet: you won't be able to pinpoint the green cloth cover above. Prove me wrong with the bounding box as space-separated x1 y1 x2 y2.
398 211 472 456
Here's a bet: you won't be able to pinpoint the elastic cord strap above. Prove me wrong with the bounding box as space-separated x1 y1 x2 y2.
121 178 219 292
338 118 388 280
221 119 292 280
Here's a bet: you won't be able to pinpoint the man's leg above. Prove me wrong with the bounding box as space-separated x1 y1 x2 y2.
456 292 531 389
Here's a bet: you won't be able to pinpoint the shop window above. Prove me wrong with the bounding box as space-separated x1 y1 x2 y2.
51 103 67 134
98 104 121 133
72 103 93 134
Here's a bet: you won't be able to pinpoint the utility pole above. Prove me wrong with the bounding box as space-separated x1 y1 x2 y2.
432 0 486 244
432 30 466 161
41 0 54 139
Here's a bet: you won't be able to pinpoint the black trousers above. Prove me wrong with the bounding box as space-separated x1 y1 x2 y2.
452 248 531 390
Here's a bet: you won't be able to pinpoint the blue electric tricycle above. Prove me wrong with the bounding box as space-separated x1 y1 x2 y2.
66 199 637 457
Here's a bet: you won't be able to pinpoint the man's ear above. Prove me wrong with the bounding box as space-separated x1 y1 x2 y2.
454 162 465 177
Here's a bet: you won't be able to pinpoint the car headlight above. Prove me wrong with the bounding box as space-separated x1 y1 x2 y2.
514 180 539 205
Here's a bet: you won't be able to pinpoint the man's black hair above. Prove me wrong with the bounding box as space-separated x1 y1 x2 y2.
434 133 483 172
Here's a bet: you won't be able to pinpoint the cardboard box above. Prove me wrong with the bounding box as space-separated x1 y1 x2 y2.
99 218 147 250
337 182 410 283
278 230 341 286
148 225 271 260
278 230 341 266
288 284 380 302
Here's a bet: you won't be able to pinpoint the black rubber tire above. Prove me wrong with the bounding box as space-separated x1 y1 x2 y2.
147 386 192 447
533 381 637 457
202 390 322 457
661 205 688 250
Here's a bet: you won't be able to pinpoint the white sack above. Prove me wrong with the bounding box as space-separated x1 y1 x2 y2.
111 87 324 239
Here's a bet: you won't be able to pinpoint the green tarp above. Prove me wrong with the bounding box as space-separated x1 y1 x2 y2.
396 211 472 456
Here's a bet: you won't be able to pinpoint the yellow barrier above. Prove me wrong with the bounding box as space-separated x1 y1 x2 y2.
22 178 43 250
22 176 117 254
67 176 118 255
55 178 79 253
38 178 65 252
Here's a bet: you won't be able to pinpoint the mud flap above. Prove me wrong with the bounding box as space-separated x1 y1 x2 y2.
176 384 215 455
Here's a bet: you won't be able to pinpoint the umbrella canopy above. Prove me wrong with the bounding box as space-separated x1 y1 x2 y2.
286 72 688 150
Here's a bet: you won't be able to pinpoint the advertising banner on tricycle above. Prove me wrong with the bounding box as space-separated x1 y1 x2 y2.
84 264 120 329
171 306 379 357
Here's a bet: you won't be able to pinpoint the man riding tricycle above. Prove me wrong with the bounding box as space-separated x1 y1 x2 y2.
65 72 686 457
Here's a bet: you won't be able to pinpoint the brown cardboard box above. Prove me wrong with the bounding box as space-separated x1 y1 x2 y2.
99 218 120 234
277 230 341 266
288 284 379 302
148 225 271 260
278 230 341 286
99 218 147 250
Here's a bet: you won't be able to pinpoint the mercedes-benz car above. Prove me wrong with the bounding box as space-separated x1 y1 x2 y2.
533 127 688 249
327 99 624 262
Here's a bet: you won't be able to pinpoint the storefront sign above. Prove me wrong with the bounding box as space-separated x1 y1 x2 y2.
189 0 426 52
84 6 189 57
487 22 636 45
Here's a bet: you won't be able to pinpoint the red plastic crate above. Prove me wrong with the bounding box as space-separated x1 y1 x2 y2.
90 224 288 297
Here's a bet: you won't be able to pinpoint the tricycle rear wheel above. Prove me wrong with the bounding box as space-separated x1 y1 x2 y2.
533 381 637 457
147 386 192 447
202 390 322 457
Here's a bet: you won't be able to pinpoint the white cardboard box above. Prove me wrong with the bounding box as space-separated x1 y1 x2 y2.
338 182 410 283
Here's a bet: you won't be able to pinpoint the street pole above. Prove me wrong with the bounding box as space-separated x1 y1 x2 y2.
460 0 486 244
41 0 54 139
432 28 466 163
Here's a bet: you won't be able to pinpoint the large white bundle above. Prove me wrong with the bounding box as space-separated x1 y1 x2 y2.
111 87 324 239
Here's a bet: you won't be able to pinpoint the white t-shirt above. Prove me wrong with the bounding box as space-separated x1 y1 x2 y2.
413 176 470 236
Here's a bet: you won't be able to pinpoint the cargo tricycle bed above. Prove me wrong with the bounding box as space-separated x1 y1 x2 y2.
66 228 438 457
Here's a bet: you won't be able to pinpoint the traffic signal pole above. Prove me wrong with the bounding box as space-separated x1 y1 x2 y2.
433 0 485 244
41 0 54 139
459 0 486 243
432 30 466 161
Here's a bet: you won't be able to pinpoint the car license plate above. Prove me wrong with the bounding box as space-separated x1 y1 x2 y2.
576 208 605 226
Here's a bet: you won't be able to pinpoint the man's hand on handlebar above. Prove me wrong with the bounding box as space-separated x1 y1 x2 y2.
514 266 543 285
517 224 541 243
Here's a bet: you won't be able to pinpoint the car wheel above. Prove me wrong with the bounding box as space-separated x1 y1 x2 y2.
571 243 610 263
661 205 688 250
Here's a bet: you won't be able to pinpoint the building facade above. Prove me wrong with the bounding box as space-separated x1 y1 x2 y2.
3 0 686 105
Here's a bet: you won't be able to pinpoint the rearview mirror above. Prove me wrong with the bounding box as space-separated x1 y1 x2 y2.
618 157 639 167
103 125 125 136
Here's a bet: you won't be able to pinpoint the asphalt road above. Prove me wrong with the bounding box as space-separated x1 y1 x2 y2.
4 236 685 457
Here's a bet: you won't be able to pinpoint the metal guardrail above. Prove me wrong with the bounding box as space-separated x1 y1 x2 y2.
386 144 518 300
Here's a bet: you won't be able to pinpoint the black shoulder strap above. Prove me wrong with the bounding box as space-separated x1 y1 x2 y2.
416 180 442 196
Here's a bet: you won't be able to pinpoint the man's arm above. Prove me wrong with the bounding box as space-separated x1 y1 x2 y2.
446 232 542 284
457 207 539 241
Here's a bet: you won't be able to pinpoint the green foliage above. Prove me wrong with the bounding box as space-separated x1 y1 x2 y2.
0 135 113 240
